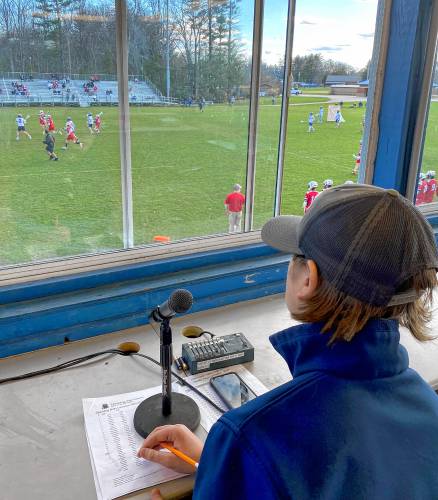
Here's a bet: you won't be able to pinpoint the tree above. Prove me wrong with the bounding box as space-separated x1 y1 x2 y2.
34 0 78 71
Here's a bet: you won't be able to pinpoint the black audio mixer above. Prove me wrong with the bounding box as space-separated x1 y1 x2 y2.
181 333 254 374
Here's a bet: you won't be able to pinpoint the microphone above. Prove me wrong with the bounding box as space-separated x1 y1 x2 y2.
134 288 200 437
150 289 193 322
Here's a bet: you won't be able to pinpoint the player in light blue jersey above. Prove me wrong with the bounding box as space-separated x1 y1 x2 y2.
318 106 324 123
308 112 315 133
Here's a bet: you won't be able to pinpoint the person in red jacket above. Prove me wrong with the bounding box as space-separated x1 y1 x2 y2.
224 184 245 233
424 170 437 204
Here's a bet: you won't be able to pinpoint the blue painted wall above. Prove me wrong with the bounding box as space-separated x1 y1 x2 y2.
0 244 289 358
372 0 434 193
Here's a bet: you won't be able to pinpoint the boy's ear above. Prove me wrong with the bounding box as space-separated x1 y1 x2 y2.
297 259 319 300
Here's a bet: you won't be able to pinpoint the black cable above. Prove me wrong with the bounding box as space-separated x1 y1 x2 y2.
201 331 215 338
0 347 225 415
0 349 127 384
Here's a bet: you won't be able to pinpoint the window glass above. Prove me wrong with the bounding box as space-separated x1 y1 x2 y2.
252 0 288 229
281 0 377 216
128 0 254 243
415 49 438 208
0 1 122 265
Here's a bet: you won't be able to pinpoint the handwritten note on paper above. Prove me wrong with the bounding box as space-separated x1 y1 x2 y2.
83 386 186 500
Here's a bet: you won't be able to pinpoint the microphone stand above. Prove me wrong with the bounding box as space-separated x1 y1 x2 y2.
134 316 201 438
161 318 172 416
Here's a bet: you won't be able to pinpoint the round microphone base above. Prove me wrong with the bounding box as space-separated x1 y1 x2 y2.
134 393 201 438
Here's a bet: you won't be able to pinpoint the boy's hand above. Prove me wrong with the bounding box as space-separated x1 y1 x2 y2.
137 424 203 474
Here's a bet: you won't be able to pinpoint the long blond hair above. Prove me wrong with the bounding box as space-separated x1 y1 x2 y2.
291 257 437 343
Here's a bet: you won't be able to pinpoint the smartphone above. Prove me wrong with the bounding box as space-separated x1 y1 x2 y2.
210 372 257 410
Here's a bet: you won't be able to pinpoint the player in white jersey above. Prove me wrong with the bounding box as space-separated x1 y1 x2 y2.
16 114 32 141
87 113 94 134
62 117 83 149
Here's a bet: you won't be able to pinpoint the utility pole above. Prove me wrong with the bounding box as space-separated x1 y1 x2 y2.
166 0 170 98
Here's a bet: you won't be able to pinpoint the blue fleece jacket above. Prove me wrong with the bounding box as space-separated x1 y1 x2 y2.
194 319 438 499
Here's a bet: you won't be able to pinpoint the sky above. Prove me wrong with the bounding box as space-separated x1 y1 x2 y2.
239 0 378 69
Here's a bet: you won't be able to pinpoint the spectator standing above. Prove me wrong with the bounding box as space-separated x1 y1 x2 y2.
224 184 245 233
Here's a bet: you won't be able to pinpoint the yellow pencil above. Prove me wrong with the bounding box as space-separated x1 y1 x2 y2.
160 442 199 469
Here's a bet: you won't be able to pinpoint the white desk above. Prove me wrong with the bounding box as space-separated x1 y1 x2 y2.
1 294 437 499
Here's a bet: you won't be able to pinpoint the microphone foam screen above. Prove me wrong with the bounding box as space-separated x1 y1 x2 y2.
169 289 193 314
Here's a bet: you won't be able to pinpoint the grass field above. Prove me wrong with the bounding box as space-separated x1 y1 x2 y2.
1 99 436 265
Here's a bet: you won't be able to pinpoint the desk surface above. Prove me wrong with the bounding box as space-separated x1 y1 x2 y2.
1 294 438 500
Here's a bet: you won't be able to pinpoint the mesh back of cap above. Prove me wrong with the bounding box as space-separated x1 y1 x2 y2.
300 187 438 306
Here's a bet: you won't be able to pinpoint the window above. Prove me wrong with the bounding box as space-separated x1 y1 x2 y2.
414 47 438 210
0 1 123 266
280 0 377 216
252 0 288 229
128 0 255 243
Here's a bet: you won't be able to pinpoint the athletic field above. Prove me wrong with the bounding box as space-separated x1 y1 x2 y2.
1 99 436 265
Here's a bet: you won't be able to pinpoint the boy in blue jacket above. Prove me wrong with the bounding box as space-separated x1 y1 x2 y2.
138 184 438 500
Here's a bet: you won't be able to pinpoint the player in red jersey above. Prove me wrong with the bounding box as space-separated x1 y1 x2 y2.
38 110 47 134
303 181 319 213
424 171 437 204
46 114 57 133
415 173 428 206
94 112 103 134
62 117 83 150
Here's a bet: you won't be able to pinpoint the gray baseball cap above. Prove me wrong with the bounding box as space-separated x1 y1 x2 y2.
234 184 242 190
261 183 438 307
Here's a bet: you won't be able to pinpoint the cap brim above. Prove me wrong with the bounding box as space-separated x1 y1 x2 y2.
261 215 303 254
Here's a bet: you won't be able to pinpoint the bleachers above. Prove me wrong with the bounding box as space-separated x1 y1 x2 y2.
0 76 172 106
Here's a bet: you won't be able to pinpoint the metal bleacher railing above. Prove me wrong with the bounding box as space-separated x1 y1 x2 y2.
0 73 180 107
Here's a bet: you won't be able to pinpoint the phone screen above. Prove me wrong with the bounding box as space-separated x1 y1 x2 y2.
210 372 256 409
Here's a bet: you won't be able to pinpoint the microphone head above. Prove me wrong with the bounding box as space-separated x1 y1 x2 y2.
169 289 193 314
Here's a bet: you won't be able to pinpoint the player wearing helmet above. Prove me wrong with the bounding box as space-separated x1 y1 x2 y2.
16 114 32 141
87 112 94 134
62 117 83 150
415 173 428 206
424 171 437 204
308 112 315 133
352 140 363 175
323 179 333 190
94 112 103 134
303 181 319 213
46 114 57 133
39 110 47 134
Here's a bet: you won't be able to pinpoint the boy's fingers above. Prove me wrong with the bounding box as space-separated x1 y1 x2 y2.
150 488 163 500
138 447 175 469
141 425 178 450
